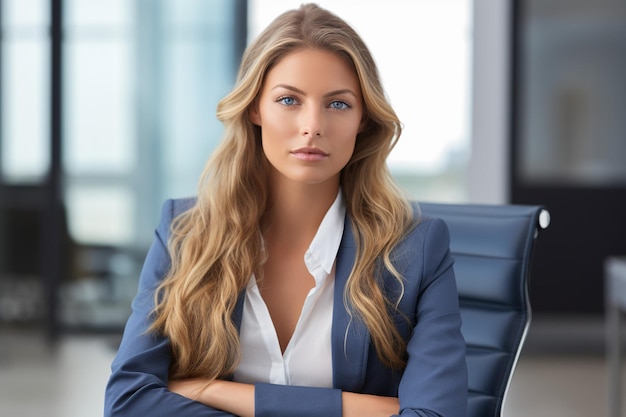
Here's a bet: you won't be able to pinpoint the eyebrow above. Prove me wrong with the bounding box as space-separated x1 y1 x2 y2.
271 84 359 98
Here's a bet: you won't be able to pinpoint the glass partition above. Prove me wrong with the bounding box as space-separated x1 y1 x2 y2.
0 0 244 332
1 0 50 183
60 0 243 330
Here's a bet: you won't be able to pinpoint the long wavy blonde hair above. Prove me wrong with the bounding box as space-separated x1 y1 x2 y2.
150 3 416 381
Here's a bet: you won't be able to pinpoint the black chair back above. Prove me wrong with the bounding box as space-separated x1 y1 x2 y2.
419 202 549 417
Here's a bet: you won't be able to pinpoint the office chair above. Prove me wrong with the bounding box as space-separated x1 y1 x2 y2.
419 202 550 417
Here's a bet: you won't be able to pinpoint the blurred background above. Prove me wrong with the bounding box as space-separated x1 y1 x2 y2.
0 0 625 415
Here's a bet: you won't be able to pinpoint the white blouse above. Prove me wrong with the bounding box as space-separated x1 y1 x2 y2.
233 191 345 388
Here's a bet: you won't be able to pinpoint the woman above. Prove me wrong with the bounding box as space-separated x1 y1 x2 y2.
105 4 467 417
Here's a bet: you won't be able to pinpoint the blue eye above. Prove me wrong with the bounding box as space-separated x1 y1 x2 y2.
330 100 349 110
278 96 296 106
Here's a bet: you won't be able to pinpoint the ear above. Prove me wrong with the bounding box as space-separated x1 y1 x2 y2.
248 102 261 126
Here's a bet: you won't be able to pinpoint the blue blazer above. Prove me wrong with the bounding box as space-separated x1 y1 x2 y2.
105 198 467 417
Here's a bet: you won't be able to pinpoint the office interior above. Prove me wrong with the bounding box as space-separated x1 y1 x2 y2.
1 0 625 416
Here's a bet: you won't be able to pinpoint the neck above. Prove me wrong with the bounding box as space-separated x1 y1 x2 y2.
262 181 339 246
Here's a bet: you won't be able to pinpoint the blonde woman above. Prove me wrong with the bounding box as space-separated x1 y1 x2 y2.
105 4 467 416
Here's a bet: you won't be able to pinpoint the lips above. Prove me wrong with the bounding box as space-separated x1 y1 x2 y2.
290 147 329 161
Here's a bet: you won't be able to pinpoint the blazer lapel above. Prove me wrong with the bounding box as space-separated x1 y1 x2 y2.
331 215 370 392
233 291 245 329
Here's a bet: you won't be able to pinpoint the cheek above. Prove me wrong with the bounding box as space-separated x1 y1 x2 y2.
342 138 357 162
333 119 360 149
332 131 357 166
260 109 297 140
260 114 291 158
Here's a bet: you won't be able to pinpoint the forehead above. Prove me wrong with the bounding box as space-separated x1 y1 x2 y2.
263 48 361 93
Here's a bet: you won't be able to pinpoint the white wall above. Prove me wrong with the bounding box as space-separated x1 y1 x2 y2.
468 0 511 203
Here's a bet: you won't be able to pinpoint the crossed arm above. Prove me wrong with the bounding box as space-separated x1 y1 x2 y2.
169 378 399 417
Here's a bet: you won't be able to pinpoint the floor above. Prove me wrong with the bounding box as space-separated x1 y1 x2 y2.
0 316 619 417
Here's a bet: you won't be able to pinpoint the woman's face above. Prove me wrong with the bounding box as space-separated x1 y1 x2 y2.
250 48 363 190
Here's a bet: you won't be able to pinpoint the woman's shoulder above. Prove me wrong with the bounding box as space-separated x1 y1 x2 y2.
153 197 198 240
403 200 451 246
160 197 197 220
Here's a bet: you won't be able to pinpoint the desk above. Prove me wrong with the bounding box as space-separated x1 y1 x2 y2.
606 257 626 417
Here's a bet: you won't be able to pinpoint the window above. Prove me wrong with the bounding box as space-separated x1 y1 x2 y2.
59 0 243 329
0 0 244 330
1 0 50 182
63 0 242 246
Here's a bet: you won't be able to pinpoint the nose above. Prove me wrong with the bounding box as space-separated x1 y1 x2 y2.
300 106 324 137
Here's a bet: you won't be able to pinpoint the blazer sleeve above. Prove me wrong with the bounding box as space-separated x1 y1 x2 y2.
394 218 468 417
254 383 342 417
104 199 235 417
